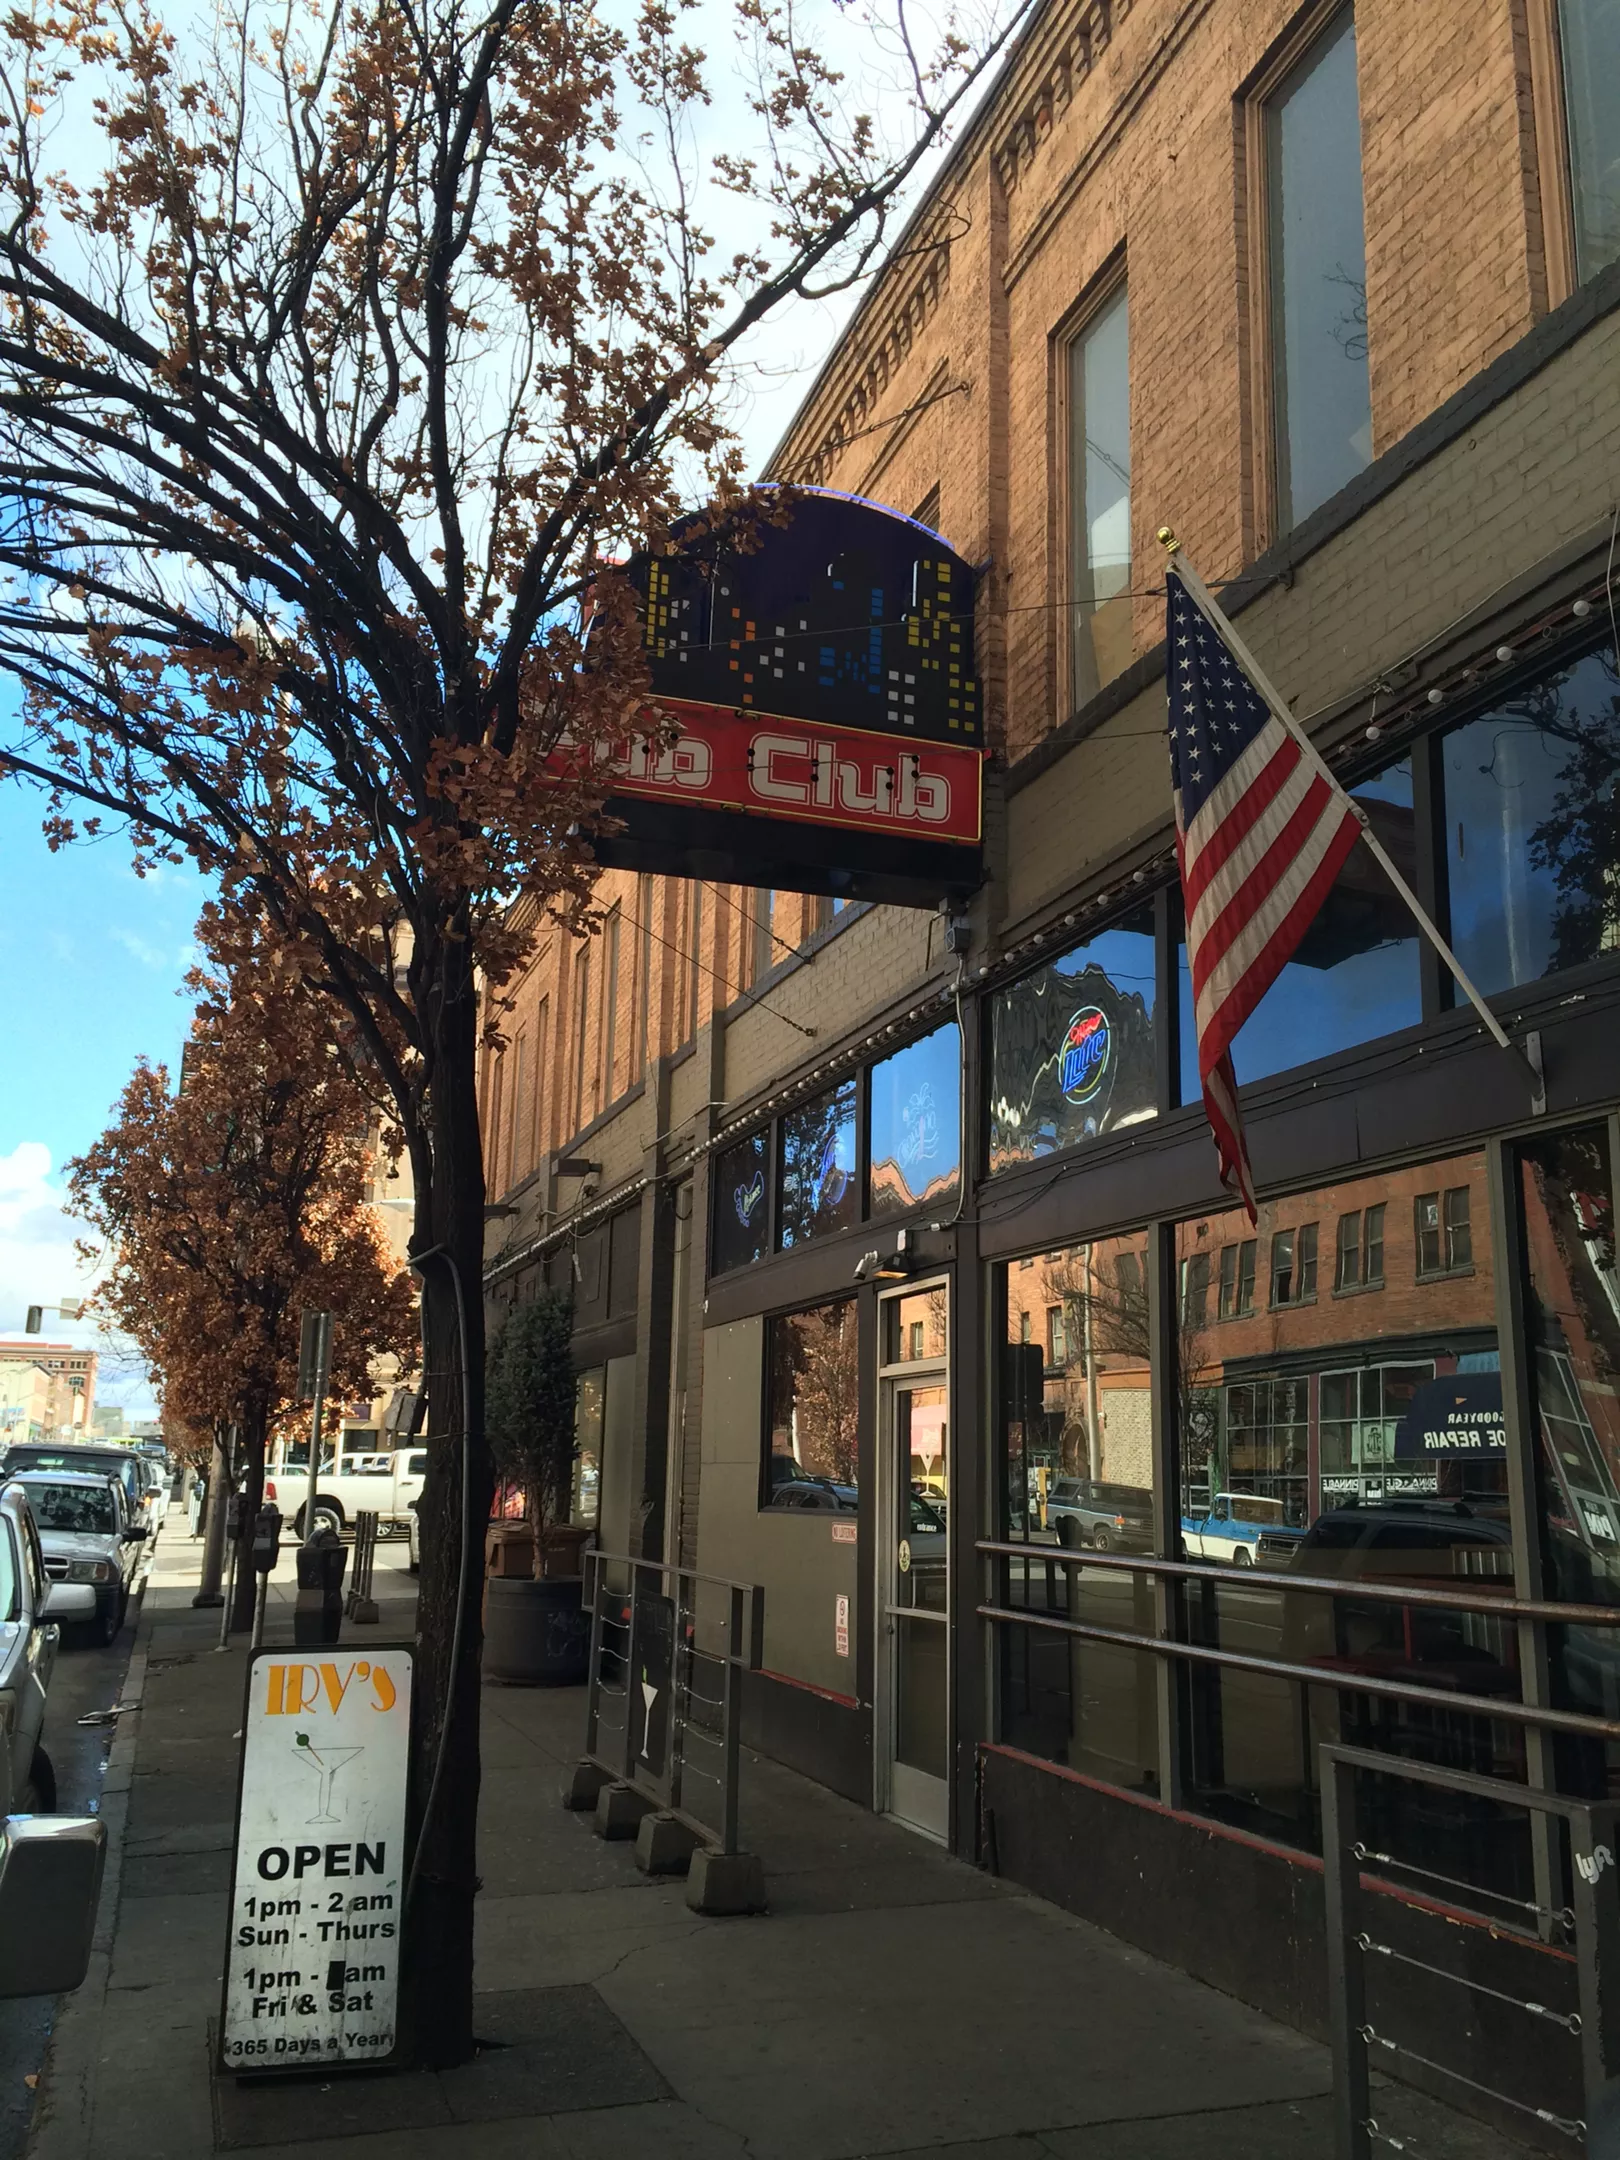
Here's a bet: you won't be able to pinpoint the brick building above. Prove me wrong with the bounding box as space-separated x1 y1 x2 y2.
0 1341 97 1440
482 0 1620 2125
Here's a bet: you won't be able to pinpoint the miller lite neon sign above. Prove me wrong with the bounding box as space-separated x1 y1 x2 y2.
1058 1008 1111 1103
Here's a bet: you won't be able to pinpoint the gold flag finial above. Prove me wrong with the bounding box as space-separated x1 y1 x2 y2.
1156 525 1180 555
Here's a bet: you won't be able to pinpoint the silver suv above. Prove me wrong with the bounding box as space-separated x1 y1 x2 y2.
13 1472 147 1647
0 1480 61 1810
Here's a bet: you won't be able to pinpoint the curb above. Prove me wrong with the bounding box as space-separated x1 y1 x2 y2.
24 1568 159 2160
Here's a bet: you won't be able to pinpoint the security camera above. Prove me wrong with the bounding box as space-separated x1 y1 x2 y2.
852 1250 882 1283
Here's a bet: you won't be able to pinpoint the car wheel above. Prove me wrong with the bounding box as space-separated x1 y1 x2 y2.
93 1594 120 1647
1090 1526 1113 1553
17 1743 55 1813
1232 1546 1254 1567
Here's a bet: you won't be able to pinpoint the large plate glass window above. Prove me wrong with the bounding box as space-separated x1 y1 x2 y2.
993 1231 1159 1795
762 1301 860 1509
1519 1122 1620 1777
990 904 1157 1172
1171 1154 1517 1869
1441 638 1620 998
869 1022 961 1220
712 1131 769 1275
778 1079 858 1248
1177 756 1421 1090
573 1367 604 1527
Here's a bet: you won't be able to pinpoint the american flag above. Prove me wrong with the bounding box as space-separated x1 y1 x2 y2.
1168 564 1361 1220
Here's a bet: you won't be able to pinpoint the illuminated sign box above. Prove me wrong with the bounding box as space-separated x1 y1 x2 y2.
577 489 986 907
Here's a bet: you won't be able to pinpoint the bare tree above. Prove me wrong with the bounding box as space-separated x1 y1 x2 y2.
0 0 1028 2061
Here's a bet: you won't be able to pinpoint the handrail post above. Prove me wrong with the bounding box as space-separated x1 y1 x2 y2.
622 1559 644 1782
721 1583 744 1856
668 1565 690 1821
584 1549 606 1758
1321 1750 1371 2160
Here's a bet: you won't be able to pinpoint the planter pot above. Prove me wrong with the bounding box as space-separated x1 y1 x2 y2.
483 1574 588 1687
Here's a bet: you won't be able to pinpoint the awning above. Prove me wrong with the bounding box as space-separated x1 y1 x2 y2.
1393 1373 1506 1459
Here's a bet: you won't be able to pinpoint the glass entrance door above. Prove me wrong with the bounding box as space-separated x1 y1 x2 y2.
878 1285 950 1839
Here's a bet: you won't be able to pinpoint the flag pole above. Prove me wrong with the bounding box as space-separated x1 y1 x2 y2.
1155 528 1544 1097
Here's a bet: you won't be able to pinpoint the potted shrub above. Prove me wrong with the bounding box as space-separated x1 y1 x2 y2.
483 1288 590 1685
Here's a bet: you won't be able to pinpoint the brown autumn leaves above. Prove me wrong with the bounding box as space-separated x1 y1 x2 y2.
68 907 419 1471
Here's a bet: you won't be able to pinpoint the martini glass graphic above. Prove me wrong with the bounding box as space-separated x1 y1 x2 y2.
291 1733 363 1824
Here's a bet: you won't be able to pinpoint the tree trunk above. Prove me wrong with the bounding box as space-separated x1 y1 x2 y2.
192 1428 230 1608
229 1398 270 1633
398 953 491 2070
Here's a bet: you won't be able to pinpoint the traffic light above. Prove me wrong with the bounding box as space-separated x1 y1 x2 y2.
24 1307 41 1335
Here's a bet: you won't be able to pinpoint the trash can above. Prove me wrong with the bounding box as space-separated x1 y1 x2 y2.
293 1525 348 1646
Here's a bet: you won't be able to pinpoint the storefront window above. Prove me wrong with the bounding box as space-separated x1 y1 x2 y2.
778 1078 858 1248
994 1230 1159 1793
1520 1123 1620 1777
869 1023 961 1220
989 905 1157 1173
573 1366 604 1527
1173 1154 1515 1852
1177 757 1421 1091
763 1301 860 1508
1443 641 1620 998
712 1130 769 1275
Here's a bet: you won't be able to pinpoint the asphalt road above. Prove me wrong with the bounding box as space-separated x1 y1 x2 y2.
0 1563 139 2160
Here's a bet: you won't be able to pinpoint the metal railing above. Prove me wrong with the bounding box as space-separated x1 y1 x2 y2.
976 1539 1620 1741
979 1539 1620 2149
1322 1744 1620 2157
582 1549 764 1855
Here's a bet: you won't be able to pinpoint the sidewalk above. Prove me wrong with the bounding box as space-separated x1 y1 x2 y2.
27 1525 1539 2160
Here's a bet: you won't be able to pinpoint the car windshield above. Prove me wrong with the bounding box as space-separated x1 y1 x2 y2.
26 1482 116 1534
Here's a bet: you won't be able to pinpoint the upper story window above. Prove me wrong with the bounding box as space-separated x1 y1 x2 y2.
1262 8 1371 531
1416 1186 1473 1277
1218 1238 1257 1318
1270 1223 1318 1307
1334 1203 1385 1291
1066 281 1131 708
1556 0 1620 282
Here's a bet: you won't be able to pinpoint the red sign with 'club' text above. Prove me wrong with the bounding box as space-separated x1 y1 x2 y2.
556 698 983 848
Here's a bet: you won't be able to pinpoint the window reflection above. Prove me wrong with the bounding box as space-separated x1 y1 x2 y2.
1521 1123 1620 1780
763 1301 860 1508
869 1023 961 1220
991 905 1157 1171
995 1231 1159 1793
1177 759 1421 1092
778 1079 858 1248
1172 1155 1518 1863
1443 643 1620 997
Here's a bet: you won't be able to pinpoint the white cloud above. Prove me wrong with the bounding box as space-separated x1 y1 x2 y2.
0 1141 158 1418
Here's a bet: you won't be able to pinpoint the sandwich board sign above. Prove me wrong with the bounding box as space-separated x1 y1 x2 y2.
219 1646 413 2072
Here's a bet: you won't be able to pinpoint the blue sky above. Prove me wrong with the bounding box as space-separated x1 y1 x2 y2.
0 786 207 1411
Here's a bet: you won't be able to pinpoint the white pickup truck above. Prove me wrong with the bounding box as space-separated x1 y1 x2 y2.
263 1446 427 1539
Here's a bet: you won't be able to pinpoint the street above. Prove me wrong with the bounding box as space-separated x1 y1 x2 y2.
0 1568 136 2160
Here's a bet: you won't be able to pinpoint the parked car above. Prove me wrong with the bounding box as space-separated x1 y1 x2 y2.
765 1474 859 1512
1047 1479 1152 1553
263 1445 428 1537
0 1480 61 1810
14 1472 148 1647
407 1496 420 1575
0 1442 149 1535
1181 1491 1305 1567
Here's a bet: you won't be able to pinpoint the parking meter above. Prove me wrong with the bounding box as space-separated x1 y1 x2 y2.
225 1491 245 1540
251 1503 283 1575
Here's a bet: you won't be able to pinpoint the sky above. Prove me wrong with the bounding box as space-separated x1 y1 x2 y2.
0 0 1004 1420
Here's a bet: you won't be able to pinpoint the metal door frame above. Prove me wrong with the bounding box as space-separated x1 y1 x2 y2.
874 1277 951 1839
